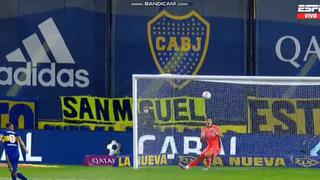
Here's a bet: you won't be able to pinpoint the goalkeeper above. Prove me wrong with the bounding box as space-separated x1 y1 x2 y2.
179 118 223 170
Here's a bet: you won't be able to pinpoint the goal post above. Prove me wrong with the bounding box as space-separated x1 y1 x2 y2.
132 74 320 169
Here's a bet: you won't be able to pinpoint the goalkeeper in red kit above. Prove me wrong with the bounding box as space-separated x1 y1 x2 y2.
179 118 223 170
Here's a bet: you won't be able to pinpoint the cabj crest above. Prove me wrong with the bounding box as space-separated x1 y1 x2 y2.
148 10 210 89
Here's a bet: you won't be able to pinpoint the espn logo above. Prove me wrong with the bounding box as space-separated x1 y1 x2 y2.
0 18 89 88
297 5 320 19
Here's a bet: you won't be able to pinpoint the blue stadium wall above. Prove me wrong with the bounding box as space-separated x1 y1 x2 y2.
0 0 320 166
255 0 320 76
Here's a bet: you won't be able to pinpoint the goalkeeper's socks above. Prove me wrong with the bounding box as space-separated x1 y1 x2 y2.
17 173 28 180
206 158 212 168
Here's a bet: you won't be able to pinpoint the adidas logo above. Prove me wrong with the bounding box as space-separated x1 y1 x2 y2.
0 18 89 88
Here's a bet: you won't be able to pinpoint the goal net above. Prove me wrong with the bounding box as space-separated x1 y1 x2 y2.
132 75 320 169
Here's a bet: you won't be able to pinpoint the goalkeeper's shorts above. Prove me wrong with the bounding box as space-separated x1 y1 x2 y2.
201 147 221 158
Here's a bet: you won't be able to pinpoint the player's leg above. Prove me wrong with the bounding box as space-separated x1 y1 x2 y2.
202 151 213 170
179 155 205 169
180 148 210 169
206 149 221 170
201 157 210 170
187 154 205 168
211 148 221 159
8 155 28 180
16 172 28 180
203 158 208 167
205 156 212 169
6 155 17 180
15 160 28 180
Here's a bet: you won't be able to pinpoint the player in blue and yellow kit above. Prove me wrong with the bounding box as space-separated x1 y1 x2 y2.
0 122 28 180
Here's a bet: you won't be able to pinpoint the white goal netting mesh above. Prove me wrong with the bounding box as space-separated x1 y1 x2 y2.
133 75 320 168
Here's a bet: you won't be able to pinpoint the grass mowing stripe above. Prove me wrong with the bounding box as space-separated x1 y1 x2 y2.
1 166 320 180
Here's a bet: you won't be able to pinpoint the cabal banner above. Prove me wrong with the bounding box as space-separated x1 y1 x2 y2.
137 132 320 168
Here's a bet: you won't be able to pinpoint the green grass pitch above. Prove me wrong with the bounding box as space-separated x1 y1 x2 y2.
1 165 320 180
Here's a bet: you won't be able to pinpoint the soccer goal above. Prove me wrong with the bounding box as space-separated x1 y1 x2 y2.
132 74 320 169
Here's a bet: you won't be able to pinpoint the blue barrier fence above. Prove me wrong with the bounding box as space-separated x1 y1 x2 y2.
0 130 132 164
